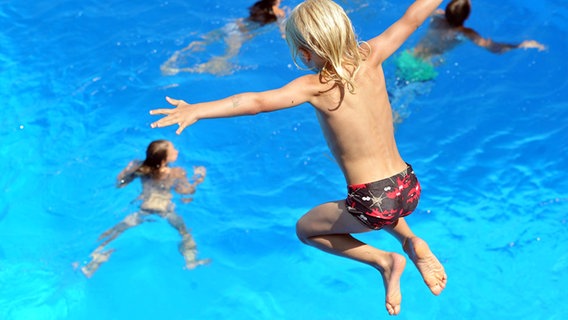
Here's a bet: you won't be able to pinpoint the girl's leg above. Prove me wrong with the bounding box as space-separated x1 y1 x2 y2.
164 211 189 236
296 200 406 316
384 218 447 295
164 212 210 269
160 29 223 75
98 212 144 247
81 248 115 278
177 232 211 270
81 212 144 278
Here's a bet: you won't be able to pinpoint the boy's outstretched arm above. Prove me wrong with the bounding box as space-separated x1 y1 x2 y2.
150 76 314 134
368 0 444 62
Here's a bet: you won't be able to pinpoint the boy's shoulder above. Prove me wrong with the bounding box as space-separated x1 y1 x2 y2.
286 73 329 98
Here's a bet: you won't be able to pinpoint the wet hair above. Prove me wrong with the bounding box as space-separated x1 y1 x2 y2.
137 140 170 179
445 0 471 27
248 0 279 26
285 0 366 96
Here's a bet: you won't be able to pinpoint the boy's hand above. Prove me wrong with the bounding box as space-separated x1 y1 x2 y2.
150 96 196 135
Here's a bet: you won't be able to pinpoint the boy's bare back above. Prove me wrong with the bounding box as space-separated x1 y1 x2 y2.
296 52 405 185
275 0 443 185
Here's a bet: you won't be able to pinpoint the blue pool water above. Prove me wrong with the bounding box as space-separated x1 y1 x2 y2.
1 0 567 319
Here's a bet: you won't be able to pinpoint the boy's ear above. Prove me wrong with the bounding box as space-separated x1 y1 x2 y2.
298 48 311 62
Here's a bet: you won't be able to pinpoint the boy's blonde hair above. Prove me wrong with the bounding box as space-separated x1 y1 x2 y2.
285 0 367 96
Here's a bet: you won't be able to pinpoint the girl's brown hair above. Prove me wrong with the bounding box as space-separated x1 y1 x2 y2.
248 0 279 26
136 140 169 179
445 0 471 27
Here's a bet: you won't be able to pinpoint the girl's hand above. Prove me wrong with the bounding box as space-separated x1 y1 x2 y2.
150 96 197 135
193 166 207 183
180 197 194 204
518 40 546 51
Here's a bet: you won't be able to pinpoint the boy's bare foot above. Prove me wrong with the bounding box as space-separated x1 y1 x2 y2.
379 252 406 315
403 237 447 295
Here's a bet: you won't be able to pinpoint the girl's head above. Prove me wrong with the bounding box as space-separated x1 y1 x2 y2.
285 0 364 94
140 140 178 178
248 0 280 25
445 0 471 27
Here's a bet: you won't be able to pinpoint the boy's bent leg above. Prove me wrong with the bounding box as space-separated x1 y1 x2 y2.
296 201 406 315
384 218 447 295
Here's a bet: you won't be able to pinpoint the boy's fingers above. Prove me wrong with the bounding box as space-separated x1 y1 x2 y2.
150 97 188 130
151 117 177 128
166 96 181 106
175 123 188 135
149 108 173 115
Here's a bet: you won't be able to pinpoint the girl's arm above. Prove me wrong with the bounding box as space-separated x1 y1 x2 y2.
460 27 546 53
174 166 208 204
150 75 315 134
116 160 141 188
174 166 206 195
368 0 444 63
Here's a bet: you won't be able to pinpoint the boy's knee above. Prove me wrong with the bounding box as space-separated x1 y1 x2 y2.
295 218 310 244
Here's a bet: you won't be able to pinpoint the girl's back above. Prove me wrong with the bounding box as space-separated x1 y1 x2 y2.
139 167 185 213
414 14 462 59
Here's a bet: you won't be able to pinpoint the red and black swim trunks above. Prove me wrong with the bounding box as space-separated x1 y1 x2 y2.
346 164 421 230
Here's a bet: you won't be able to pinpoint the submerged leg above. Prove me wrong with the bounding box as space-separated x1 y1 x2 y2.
164 212 210 269
296 201 406 316
98 212 144 247
81 248 115 278
164 211 189 236
80 212 144 278
160 29 224 76
384 218 447 295
178 233 211 269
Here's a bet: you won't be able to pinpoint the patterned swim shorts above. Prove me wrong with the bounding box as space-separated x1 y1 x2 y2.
346 164 421 230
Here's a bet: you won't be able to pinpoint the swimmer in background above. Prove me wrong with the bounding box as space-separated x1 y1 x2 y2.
80 140 209 278
161 0 287 76
395 0 546 83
